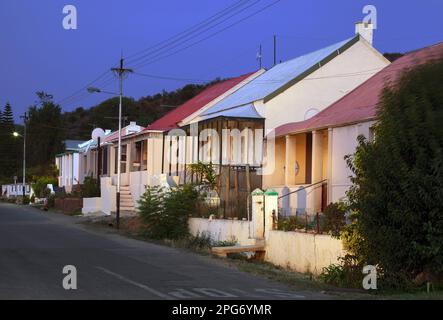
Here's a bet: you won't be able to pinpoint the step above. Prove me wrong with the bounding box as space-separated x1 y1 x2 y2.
211 245 266 258
120 206 135 212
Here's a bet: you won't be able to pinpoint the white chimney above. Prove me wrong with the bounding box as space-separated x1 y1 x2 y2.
355 22 374 45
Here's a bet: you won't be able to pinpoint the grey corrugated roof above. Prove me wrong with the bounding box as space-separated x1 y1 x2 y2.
64 140 87 151
202 36 357 117
199 103 263 121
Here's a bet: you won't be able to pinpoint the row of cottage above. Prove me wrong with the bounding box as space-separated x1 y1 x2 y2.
56 22 443 217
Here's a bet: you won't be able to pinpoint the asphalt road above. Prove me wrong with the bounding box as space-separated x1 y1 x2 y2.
0 202 331 300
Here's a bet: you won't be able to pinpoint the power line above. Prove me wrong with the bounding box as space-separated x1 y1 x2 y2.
126 0 254 63
56 69 112 105
132 0 283 70
133 71 212 83
127 0 262 66
55 1 258 109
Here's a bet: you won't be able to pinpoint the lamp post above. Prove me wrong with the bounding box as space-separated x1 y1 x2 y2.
13 112 27 200
87 57 131 229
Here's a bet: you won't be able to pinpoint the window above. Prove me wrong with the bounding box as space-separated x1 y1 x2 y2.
121 145 127 173
114 146 127 174
132 141 147 171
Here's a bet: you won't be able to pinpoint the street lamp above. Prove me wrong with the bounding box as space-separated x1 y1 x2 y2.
13 116 27 201
87 57 131 229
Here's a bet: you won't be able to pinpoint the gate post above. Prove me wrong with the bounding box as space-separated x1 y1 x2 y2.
251 189 264 239
264 189 279 239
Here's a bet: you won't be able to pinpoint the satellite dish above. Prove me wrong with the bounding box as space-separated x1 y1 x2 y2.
91 128 106 141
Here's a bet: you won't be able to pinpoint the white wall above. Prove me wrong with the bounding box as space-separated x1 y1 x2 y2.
82 197 102 214
261 39 389 131
129 170 148 207
188 217 344 275
56 152 81 191
330 121 374 203
100 177 115 215
188 218 254 246
265 230 345 275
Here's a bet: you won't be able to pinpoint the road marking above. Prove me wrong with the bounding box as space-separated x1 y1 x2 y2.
168 288 202 299
193 288 237 298
254 288 305 299
95 266 174 300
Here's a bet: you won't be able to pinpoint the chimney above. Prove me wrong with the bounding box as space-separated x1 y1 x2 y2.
355 22 374 45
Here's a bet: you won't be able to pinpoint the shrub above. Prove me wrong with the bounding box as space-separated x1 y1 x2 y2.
212 237 238 247
138 185 200 240
47 194 56 208
277 216 302 231
32 176 57 198
188 161 218 192
188 232 213 250
319 255 363 288
323 202 347 237
345 57 443 288
81 176 100 198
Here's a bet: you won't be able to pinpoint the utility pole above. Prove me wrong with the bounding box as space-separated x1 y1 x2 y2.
257 44 263 69
111 56 133 229
273 34 278 66
19 112 28 199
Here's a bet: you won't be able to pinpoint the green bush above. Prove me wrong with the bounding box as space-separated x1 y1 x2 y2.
32 176 57 198
188 232 213 250
81 176 100 198
323 202 347 237
319 255 363 288
345 57 443 288
277 216 303 231
138 185 200 240
188 161 218 192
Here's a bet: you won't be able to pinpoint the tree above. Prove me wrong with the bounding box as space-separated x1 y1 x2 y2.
26 92 65 175
345 56 443 286
0 103 19 183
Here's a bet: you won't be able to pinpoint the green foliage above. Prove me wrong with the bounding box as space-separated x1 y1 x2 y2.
61 81 221 140
32 176 57 198
187 232 213 250
345 57 443 287
138 185 200 240
81 176 100 198
47 194 56 208
27 92 65 169
0 102 20 182
319 255 363 288
323 202 347 237
212 237 238 247
277 215 303 231
188 161 218 192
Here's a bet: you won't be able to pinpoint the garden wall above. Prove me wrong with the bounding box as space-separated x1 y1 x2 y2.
54 198 83 214
265 230 345 275
188 218 254 246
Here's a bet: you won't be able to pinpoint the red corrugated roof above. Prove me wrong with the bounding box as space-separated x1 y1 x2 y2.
275 42 443 137
144 72 256 132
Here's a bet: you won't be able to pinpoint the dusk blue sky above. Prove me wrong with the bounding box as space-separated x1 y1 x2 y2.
1 0 442 123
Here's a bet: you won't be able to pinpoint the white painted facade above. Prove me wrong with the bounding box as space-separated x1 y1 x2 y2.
258 39 388 131
55 152 81 192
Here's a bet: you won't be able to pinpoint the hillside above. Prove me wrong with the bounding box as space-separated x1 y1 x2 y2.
62 79 221 140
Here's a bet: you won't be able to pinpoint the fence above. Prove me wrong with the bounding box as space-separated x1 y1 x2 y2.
277 180 328 234
277 210 325 234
